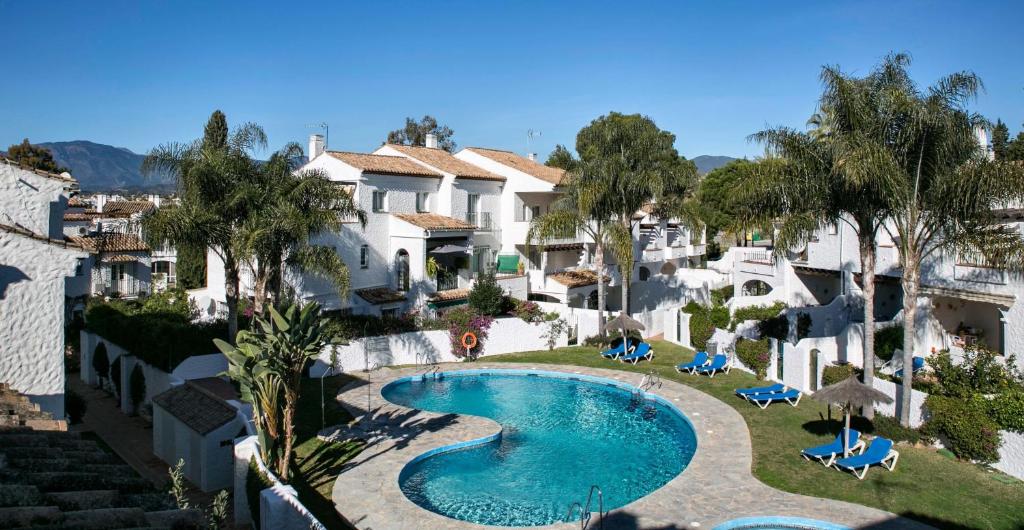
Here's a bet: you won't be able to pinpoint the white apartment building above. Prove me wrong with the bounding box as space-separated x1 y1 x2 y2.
0 159 85 417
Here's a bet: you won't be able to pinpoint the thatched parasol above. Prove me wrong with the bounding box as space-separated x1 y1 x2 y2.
605 312 645 350
813 375 894 456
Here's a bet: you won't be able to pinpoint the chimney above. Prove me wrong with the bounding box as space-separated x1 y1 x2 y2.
425 133 438 149
309 134 325 160
147 194 161 208
95 194 107 213
528 153 537 162
974 126 994 161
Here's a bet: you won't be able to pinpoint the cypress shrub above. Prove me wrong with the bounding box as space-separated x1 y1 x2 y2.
92 343 110 387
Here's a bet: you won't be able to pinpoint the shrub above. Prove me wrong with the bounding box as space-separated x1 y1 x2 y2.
511 299 544 323
874 326 903 361
735 338 771 379
708 305 730 329
688 310 715 352
129 364 146 412
444 306 494 360
710 284 733 306
66 389 87 424
989 390 1024 433
111 357 122 397
821 363 861 387
757 315 789 341
139 287 197 320
324 313 420 340
583 334 612 348
923 394 1002 463
732 302 786 325
246 458 273 529
541 318 569 351
467 271 505 316
92 343 110 387
929 347 1022 398
869 414 923 444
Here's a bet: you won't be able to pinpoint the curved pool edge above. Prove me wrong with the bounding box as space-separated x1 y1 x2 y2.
379 368 699 477
329 362 932 530
712 516 852 530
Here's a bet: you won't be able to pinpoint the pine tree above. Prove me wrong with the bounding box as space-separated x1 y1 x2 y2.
5 139 68 173
992 119 1010 160
203 110 229 150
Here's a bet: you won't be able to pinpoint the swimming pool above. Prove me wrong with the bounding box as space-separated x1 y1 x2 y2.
712 516 851 530
381 370 698 527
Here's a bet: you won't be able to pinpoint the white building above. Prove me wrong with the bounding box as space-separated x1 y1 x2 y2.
0 159 85 417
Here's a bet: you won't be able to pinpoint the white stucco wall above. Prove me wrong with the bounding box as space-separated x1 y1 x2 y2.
994 430 1024 481
0 162 71 240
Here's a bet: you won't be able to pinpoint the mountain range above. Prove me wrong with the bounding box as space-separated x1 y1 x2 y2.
15 141 738 192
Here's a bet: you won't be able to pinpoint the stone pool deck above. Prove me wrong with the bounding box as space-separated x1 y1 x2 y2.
326 363 933 530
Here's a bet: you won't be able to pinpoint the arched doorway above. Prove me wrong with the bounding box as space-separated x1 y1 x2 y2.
638 266 651 281
395 250 410 291
741 279 773 297
587 290 599 310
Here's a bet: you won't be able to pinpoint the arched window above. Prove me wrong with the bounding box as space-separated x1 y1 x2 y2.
395 250 410 291
638 266 651 281
741 279 772 297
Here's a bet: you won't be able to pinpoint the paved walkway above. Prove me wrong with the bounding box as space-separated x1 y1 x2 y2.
327 363 934 530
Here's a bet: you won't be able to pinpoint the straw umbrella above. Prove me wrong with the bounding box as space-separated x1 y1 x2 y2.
812 375 894 456
605 312 645 351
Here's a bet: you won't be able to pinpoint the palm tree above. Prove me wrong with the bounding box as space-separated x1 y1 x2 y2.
143 111 266 343
527 159 632 336
853 54 1024 425
237 143 365 312
574 113 698 313
745 67 894 418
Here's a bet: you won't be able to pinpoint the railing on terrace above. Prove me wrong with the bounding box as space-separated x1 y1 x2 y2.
738 248 772 263
435 272 460 291
466 212 495 231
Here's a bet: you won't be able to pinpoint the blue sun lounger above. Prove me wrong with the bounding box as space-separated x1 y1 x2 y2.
735 383 787 400
833 437 899 479
693 354 730 378
600 341 630 359
619 342 654 365
894 356 926 379
801 429 865 466
746 388 802 409
675 351 709 374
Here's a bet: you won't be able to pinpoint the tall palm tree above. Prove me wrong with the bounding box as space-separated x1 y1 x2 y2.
237 143 366 312
574 113 698 313
143 111 266 343
527 159 632 336
745 66 894 418
854 54 1024 425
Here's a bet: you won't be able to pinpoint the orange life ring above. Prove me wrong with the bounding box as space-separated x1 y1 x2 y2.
461 332 478 349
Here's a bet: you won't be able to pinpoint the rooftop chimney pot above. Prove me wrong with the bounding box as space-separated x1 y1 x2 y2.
528 153 537 162
309 134 325 160
425 133 438 149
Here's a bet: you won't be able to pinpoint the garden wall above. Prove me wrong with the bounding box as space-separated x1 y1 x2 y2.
995 431 1024 481
312 316 569 375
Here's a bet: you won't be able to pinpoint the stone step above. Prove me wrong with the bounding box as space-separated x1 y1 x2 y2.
143 508 204 529
0 485 43 508
61 507 149 530
8 471 151 494
60 450 121 464
0 505 62 529
0 447 63 460
43 490 119 511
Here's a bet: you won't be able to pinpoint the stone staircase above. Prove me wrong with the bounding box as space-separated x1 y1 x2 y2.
0 387 203 529
0 383 66 432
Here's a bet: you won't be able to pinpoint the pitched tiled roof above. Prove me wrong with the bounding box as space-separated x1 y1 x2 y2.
548 269 608 288
327 151 442 178
355 287 407 305
544 243 584 252
70 233 150 253
1 158 77 184
63 212 101 222
102 201 155 217
152 383 237 435
101 254 142 263
67 195 89 207
393 213 475 231
386 145 505 182
463 147 565 185
428 288 470 302
0 223 83 250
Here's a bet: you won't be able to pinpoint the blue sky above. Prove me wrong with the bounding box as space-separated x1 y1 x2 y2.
1 0 1022 160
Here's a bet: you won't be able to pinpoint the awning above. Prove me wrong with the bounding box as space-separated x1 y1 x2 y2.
793 265 840 277
429 244 470 254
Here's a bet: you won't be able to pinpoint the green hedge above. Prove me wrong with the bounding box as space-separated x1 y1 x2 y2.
922 395 1002 464
989 390 1024 433
684 302 728 352
821 363 861 387
85 302 228 372
710 285 734 306
735 338 771 379
732 302 786 325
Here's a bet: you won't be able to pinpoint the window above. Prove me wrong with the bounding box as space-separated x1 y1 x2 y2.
472 246 492 274
372 191 387 213
416 192 430 213
467 194 480 224
395 250 410 291
360 245 369 269
527 248 542 270
75 258 85 277
638 266 651 281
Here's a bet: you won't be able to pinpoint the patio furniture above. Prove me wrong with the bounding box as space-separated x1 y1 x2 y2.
619 342 654 365
746 388 802 409
693 354 730 378
894 356 926 379
675 351 709 374
801 429 865 466
833 437 899 479
735 383 787 400
600 341 630 359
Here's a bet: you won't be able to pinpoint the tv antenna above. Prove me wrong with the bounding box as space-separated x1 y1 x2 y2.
306 122 329 150
527 129 542 151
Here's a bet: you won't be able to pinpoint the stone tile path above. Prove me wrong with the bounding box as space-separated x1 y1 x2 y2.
327 363 934 530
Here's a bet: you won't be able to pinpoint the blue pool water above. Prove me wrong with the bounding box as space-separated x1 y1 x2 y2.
712 516 851 530
381 370 697 527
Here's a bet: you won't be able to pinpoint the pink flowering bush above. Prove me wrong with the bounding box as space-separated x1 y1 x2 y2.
511 299 544 323
735 338 771 380
444 306 494 360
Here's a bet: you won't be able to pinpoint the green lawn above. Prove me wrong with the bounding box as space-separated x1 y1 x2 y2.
490 340 1024 530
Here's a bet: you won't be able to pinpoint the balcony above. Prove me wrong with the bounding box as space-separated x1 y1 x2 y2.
466 212 497 232
640 247 664 263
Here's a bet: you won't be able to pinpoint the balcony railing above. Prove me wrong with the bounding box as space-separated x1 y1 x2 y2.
466 212 495 231
435 271 460 291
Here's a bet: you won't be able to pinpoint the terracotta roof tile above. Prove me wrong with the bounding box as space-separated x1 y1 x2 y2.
393 213 475 231
153 383 237 435
386 145 505 182
0 222 84 250
463 147 565 185
327 151 442 178
102 201 155 217
355 287 407 305
1 158 77 184
63 212 101 222
70 233 150 253
547 269 608 288
67 195 89 207
428 288 470 302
